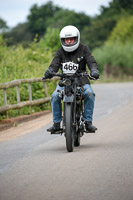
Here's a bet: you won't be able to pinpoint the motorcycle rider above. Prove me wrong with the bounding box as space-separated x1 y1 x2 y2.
44 25 99 133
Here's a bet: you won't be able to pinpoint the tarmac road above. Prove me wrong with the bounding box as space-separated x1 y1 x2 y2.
0 82 133 200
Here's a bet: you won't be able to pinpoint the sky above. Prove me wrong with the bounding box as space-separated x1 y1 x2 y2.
0 0 112 28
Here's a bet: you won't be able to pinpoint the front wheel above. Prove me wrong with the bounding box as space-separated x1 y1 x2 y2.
65 103 74 152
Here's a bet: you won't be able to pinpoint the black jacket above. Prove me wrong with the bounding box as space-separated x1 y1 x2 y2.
48 43 98 85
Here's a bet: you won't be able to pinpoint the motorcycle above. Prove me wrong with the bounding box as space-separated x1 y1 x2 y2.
43 62 96 152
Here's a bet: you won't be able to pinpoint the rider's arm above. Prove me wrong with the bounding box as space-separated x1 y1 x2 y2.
84 45 98 71
48 48 62 73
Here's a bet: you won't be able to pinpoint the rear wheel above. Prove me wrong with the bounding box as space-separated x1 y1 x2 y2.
74 132 80 146
74 102 82 147
65 103 74 152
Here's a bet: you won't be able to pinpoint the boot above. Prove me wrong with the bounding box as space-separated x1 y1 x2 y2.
47 123 61 133
85 121 97 133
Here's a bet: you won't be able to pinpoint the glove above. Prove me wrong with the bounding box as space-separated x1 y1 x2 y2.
90 69 99 79
44 68 54 79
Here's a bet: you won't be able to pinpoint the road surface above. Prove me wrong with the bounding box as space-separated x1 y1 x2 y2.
0 82 133 200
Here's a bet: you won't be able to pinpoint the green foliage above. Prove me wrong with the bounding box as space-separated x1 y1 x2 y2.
27 1 61 38
108 15 133 43
0 17 8 32
0 35 55 83
3 23 32 47
0 35 56 118
93 41 133 74
87 0 133 49
82 17 116 50
117 0 133 14
38 27 61 53
2 0 133 49
93 14 133 75
48 9 91 30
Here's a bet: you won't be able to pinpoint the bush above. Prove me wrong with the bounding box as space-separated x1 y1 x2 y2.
108 15 133 44
93 41 133 75
38 28 61 54
0 35 56 118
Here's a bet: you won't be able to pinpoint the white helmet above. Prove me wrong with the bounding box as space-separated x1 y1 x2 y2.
60 25 80 52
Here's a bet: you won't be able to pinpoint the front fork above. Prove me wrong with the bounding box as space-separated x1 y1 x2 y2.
63 101 74 127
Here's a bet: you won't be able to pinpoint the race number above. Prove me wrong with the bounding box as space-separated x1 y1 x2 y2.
62 62 79 74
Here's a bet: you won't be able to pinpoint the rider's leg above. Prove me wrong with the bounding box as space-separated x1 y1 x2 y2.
82 84 97 132
51 85 63 123
82 84 95 122
47 85 63 132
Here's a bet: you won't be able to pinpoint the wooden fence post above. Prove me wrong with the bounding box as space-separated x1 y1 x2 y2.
3 89 7 106
28 83 32 114
3 88 8 117
16 86 20 115
42 82 48 97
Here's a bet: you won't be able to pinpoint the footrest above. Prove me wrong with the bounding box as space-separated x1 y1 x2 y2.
49 129 63 134
85 130 95 133
85 128 97 133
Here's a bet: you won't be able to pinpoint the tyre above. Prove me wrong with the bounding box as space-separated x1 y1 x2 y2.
65 103 74 152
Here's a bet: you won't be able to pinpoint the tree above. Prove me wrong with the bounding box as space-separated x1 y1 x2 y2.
3 23 32 47
47 9 91 30
117 0 133 14
108 15 133 43
86 0 126 49
27 1 61 39
82 17 116 50
38 27 60 53
0 18 8 32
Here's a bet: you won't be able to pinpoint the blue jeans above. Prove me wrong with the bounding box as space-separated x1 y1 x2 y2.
51 84 95 123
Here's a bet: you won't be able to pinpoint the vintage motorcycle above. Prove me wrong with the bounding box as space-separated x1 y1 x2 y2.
43 62 96 152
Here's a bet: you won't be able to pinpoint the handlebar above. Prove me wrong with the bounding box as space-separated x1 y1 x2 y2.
42 72 99 81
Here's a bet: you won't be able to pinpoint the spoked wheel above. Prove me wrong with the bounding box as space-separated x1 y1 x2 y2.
65 103 74 152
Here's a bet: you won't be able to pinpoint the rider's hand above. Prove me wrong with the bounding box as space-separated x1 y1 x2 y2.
90 69 99 79
44 68 54 79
